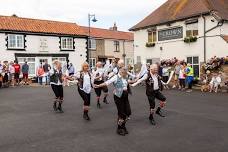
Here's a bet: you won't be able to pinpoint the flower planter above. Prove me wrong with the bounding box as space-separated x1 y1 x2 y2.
145 42 155 47
184 36 197 43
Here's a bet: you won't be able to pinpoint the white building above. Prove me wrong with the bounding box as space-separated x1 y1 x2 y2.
130 0 228 76
0 15 87 76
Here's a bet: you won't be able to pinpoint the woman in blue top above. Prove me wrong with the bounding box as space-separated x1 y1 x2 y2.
95 67 134 136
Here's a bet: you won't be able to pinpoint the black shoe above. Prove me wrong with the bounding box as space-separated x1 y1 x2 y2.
156 108 165 117
150 118 156 125
57 103 64 113
103 98 109 104
116 128 125 136
53 102 57 111
97 102 101 109
83 113 90 121
123 127 129 134
149 115 156 125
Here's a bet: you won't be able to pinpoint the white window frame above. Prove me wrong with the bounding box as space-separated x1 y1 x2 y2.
186 22 198 37
89 58 96 69
61 37 74 50
186 56 200 77
8 34 24 49
88 39 96 50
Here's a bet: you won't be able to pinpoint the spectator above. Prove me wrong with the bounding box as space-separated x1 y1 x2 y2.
173 61 181 89
13 61 21 85
209 73 222 93
156 62 163 77
162 64 170 89
43 61 51 85
8 61 15 87
179 63 186 90
2 61 9 87
0 61 3 74
22 61 29 85
185 63 194 92
37 65 45 85
68 63 75 76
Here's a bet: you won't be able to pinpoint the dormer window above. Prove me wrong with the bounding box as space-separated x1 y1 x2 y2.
148 30 157 43
186 22 198 37
8 34 24 49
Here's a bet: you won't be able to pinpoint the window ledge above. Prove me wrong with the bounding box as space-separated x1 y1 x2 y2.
60 49 75 52
7 48 26 51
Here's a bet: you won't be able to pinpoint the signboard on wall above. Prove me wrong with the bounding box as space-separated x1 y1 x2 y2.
39 38 48 52
158 27 183 41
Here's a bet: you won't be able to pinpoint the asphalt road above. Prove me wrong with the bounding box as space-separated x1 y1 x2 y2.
0 86 227 152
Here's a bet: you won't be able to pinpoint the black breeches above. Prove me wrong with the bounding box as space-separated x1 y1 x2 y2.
78 87 91 106
147 90 166 109
114 91 131 120
94 81 108 97
179 79 185 88
51 84 63 100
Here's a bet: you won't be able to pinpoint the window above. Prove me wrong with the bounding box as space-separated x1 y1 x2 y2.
8 34 24 49
187 56 199 77
17 57 35 75
88 39 96 50
89 58 96 69
61 37 73 50
146 59 153 64
114 41 120 52
186 23 198 37
136 56 141 64
148 31 157 43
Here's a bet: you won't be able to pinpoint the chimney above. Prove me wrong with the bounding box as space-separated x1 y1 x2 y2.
109 22 118 31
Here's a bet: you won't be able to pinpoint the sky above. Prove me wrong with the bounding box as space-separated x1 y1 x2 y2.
0 0 167 31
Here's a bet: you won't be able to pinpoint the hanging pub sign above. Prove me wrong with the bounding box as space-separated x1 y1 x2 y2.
158 27 183 41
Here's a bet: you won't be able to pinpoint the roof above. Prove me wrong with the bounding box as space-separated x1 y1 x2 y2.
81 26 134 41
0 15 85 36
130 0 228 31
221 35 228 43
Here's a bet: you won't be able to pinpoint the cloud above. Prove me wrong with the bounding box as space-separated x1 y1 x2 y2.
0 0 167 31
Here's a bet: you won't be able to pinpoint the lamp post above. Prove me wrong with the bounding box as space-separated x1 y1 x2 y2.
88 14 98 66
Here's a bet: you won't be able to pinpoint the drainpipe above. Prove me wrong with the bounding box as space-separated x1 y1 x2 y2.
123 40 126 64
203 16 206 63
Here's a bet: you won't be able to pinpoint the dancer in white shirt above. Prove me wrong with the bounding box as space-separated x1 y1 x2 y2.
132 64 167 125
68 62 93 120
93 62 109 108
50 60 65 113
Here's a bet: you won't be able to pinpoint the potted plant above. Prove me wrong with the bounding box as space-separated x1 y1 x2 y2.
146 42 155 47
184 36 197 43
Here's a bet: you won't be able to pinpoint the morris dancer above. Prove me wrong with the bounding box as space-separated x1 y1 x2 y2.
68 62 93 121
131 64 166 125
50 60 64 113
95 67 134 136
93 62 109 108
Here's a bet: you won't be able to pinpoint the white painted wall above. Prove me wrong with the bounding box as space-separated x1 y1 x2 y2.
0 33 87 74
133 15 228 64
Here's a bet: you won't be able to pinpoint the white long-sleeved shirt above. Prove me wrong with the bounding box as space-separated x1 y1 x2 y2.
132 72 159 90
105 74 128 90
75 72 92 94
49 68 63 85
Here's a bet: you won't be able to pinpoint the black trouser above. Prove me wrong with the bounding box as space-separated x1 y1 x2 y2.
78 87 91 106
114 91 131 120
162 76 169 83
51 84 63 100
147 90 166 109
94 80 108 97
179 79 185 88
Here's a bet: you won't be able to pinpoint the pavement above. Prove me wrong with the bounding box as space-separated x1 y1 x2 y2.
0 86 227 152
